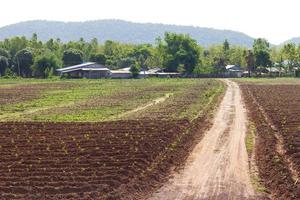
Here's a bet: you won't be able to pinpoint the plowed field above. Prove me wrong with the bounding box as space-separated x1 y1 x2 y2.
241 83 300 199
0 78 225 199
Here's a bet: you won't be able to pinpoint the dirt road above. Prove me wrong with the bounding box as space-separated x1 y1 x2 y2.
148 80 258 200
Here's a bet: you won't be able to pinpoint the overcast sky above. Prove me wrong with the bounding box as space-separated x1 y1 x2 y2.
0 0 299 44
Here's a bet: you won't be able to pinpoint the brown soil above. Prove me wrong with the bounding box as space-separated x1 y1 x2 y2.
0 114 213 200
0 80 223 199
0 82 76 105
241 84 300 199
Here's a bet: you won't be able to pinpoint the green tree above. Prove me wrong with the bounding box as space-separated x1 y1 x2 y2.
90 53 106 65
282 43 297 73
130 62 141 78
253 38 271 70
223 39 230 52
104 40 115 56
0 48 10 58
221 39 231 66
213 57 226 73
14 48 34 77
245 50 255 77
102 40 135 69
160 32 200 73
45 38 60 53
129 45 152 70
228 46 247 67
62 49 83 66
5 36 28 58
30 33 40 49
117 57 135 69
0 56 9 76
4 68 15 78
32 52 61 78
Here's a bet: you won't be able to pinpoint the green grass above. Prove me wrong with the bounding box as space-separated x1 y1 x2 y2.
246 122 255 154
123 79 225 121
180 82 225 121
246 122 267 193
251 174 267 193
0 78 225 122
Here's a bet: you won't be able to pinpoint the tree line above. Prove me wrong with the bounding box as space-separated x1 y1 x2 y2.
0 32 298 78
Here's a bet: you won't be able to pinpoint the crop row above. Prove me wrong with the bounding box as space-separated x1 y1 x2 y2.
0 82 76 106
0 120 190 199
241 84 300 199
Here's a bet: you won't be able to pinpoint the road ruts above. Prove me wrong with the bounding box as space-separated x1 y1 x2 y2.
148 79 261 200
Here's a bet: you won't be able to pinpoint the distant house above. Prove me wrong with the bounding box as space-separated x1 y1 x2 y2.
57 64 181 79
225 65 243 78
138 68 161 78
56 62 110 78
264 67 282 76
156 72 181 78
110 67 132 78
110 67 181 79
110 67 160 79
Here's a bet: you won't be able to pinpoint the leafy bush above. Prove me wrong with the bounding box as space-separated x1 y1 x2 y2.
62 49 83 66
130 62 141 78
32 52 61 78
90 53 106 65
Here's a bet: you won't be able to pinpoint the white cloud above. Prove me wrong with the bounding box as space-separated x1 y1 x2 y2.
0 0 299 44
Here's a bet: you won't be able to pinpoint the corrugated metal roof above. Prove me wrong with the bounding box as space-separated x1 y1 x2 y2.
111 70 131 74
225 65 237 70
81 68 110 71
57 62 107 72
61 67 110 73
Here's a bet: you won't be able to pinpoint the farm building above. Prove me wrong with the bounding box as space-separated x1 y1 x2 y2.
225 65 243 78
57 64 181 79
265 67 281 76
56 62 110 78
110 67 132 78
156 72 181 78
138 68 161 78
110 67 181 78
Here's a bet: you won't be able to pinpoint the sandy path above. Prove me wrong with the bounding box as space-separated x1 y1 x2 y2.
115 93 172 119
148 80 258 200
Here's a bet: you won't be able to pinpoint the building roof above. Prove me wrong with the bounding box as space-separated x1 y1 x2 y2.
225 65 242 72
110 70 131 74
266 67 281 72
57 62 107 72
156 72 180 75
118 67 131 71
81 68 110 71
225 65 236 70
60 67 110 73
146 68 162 73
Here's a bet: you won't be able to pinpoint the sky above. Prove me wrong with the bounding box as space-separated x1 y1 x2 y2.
0 0 299 44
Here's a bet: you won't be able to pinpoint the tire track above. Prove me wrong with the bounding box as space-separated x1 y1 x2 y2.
148 79 260 200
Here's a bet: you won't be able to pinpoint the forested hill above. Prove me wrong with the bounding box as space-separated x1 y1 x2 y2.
282 37 300 45
0 19 255 47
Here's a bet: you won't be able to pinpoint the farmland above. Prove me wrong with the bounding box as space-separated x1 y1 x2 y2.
0 78 225 199
238 78 300 199
0 78 223 122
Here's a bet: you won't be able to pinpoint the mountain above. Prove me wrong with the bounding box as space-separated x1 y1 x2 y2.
0 19 255 47
282 37 300 45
